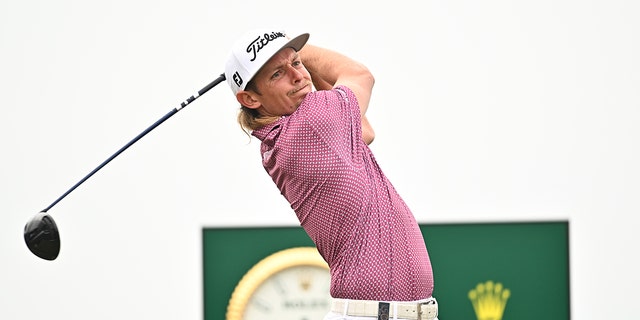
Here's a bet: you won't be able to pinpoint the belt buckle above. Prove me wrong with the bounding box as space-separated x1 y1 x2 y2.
417 300 438 320
378 302 390 320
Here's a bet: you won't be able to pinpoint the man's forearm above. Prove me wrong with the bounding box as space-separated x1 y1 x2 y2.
299 44 370 89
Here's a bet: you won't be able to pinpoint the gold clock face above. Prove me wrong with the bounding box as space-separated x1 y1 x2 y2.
226 247 331 320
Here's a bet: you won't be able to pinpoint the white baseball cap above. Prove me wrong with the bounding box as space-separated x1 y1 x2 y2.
225 29 309 95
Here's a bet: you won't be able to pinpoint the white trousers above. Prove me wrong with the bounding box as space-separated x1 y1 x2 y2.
323 297 439 320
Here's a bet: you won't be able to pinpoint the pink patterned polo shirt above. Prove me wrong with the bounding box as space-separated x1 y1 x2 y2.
252 86 434 301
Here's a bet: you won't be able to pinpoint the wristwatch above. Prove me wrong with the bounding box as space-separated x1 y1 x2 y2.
226 247 331 320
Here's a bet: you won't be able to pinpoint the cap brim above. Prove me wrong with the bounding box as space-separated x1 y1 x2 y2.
285 32 310 52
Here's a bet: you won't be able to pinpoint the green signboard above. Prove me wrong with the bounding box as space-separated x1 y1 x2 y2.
203 221 569 320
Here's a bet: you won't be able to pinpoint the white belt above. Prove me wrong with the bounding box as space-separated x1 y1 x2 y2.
331 297 438 320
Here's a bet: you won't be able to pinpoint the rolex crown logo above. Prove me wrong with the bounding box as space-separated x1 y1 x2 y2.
468 280 511 320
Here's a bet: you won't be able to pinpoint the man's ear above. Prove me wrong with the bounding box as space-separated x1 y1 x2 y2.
236 91 260 109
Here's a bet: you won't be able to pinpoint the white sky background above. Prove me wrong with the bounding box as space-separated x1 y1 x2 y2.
1 0 639 319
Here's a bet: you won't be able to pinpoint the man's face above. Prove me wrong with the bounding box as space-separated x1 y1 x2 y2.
249 47 313 117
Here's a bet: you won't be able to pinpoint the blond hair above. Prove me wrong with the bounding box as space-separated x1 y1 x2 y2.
237 106 279 135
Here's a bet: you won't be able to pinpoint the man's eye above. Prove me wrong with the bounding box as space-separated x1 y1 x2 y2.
271 70 282 79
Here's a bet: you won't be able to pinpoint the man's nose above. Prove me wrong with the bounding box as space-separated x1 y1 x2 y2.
288 65 304 81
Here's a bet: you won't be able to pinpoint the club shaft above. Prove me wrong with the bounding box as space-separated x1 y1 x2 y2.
41 73 226 213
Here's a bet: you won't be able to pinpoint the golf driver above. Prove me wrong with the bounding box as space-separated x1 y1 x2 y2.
24 73 226 260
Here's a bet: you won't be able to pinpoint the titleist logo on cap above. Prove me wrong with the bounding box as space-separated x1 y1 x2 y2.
245 31 286 62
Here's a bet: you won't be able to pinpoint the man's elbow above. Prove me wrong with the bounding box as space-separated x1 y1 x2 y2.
363 125 375 145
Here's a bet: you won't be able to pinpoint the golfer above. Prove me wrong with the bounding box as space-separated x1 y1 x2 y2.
225 29 438 320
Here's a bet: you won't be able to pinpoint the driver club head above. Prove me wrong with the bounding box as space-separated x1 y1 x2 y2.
24 212 60 260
